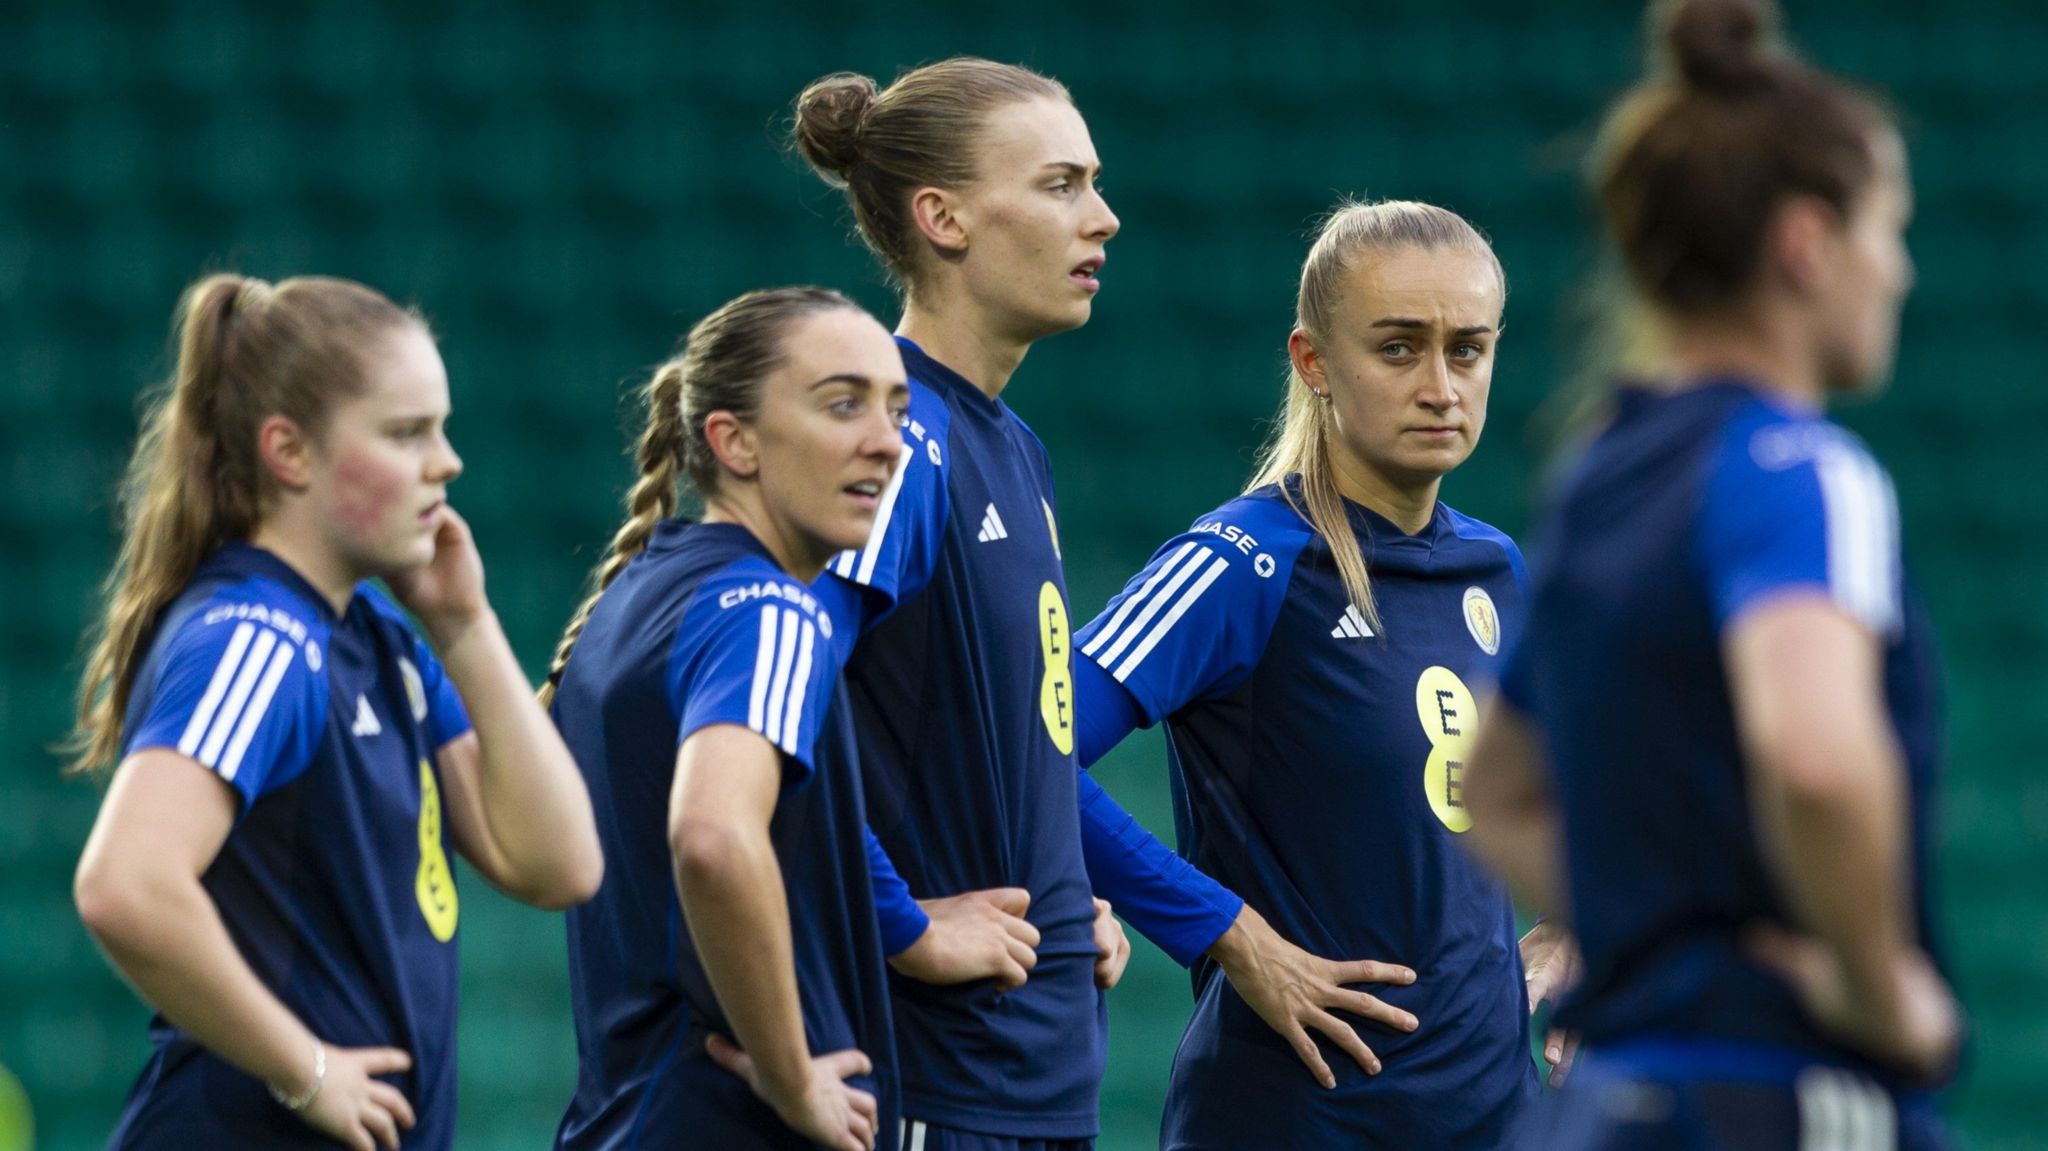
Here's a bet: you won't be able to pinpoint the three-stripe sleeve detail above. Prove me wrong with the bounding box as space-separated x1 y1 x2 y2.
1081 541 1231 683
174 622 299 780
745 605 819 755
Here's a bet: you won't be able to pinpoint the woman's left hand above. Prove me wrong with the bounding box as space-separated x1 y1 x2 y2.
387 506 489 643
1518 919 1582 1086
1092 898 1132 990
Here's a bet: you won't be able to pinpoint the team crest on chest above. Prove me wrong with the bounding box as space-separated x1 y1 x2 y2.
1462 586 1500 655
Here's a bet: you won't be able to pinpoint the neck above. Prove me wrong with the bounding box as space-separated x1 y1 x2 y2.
702 491 831 583
248 519 359 614
1325 445 1440 536
898 293 1032 400
1663 309 1825 412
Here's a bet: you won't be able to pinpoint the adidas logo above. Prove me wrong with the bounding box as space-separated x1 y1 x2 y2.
976 503 1009 543
351 694 382 738
1330 604 1374 639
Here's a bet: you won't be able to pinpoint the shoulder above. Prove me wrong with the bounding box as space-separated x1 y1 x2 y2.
161 572 331 675
1440 504 1528 588
1188 485 1319 570
1707 398 1890 507
686 554 846 646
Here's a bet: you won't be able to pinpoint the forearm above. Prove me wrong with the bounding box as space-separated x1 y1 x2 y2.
1754 730 1913 1001
1076 769 1240 966
1466 796 1564 916
83 871 319 1095
432 610 600 899
864 828 931 957
675 823 812 1096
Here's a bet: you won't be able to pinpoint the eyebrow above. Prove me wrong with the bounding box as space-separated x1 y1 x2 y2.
808 374 873 390
1370 318 1496 336
1040 161 1101 178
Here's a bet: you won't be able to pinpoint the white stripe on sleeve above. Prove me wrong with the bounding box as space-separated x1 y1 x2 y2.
1085 542 1211 666
196 628 279 768
747 606 779 733
217 642 297 782
779 618 817 755
1815 444 1901 636
1112 554 1230 682
761 607 800 746
177 622 255 757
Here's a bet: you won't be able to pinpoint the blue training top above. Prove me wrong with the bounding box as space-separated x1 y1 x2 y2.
554 521 897 1151
821 337 1104 1139
1500 380 1947 1088
1073 481 1540 1149
108 543 472 1150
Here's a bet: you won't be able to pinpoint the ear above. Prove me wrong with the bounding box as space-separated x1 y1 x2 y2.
1770 194 1841 296
256 414 314 491
909 185 971 256
702 411 760 480
1287 329 1328 398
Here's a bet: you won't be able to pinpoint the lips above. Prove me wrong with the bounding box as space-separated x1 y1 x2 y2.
1070 254 1104 292
844 478 887 511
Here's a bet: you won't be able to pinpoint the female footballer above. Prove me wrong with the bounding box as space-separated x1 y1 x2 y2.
1464 0 1961 1146
69 273 603 1151
1073 200 1569 1148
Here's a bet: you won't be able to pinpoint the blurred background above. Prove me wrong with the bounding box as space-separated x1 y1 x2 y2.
2 2 2042 1148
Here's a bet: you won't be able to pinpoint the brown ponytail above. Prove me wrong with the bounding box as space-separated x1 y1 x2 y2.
540 287 863 705
67 273 418 775
1595 0 1889 313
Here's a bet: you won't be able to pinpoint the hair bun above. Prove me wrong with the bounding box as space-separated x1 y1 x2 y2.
1658 0 1778 93
792 72 878 187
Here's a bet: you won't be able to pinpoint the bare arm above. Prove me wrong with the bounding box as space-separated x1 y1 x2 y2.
1726 595 1955 1073
390 508 602 909
1462 698 1565 917
673 724 876 1151
74 751 417 1151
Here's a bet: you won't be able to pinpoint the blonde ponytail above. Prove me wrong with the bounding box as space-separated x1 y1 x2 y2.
1246 199 1505 636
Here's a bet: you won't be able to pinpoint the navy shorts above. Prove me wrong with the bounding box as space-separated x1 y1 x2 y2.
1521 1040 1952 1151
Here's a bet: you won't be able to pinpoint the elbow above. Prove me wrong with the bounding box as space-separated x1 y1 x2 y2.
527 845 606 910
670 816 750 892
1750 719 1898 819
74 856 152 949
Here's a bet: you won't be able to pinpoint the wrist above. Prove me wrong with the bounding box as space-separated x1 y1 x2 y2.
1206 904 1263 969
266 1038 325 1112
423 606 500 660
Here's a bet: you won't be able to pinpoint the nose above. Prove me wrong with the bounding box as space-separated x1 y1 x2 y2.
1418 356 1458 412
1087 187 1119 242
432 432 463 483
864 406 905 463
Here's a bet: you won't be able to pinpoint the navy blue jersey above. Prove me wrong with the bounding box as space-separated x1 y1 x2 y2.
107 543 472 1150
1501 381 1946 1086
823 338 1103 1138
554 521 896 1151
1074 481 1539 1149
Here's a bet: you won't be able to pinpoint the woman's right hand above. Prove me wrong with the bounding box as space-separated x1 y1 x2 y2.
1208 905 1420 1089
1749 926 1961 1081
707 1034 879 1151
888 887 1041 991
297 1045 417 1151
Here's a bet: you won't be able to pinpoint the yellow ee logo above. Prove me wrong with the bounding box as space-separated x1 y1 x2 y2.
1414 666 1476 833
1037 582 1075 755
415 759 458 941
